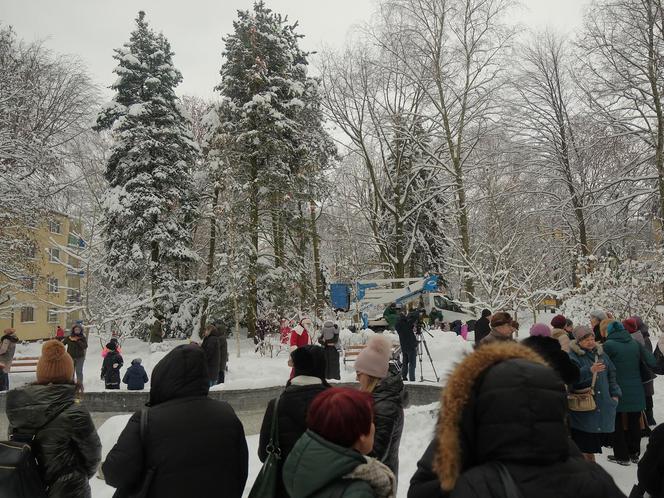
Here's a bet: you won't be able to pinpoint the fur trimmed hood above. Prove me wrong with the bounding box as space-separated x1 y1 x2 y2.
569 339 604 356
433 341 567 491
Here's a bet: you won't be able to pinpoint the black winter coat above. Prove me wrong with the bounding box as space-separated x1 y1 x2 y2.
123 362 149 390
259 380 329 498
371 368 407 478
6 384 101 498
638 423 664 498
474 316 491 345
408 357 625 498
521 335 580 384
101 350 123 388
201 328 222 382
396 313 417 350
103 344 248 498
63 334 87 359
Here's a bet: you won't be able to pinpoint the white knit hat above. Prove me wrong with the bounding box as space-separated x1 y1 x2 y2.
355 335 392 379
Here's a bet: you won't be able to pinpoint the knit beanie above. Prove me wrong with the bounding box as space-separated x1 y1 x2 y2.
132 358 142 365
291 345 327 380
37 340 74 384
590 310 608 322
355 335 392 379
550 314 567 329
529 323 551 337
572 325 593 341
622 318 638 334
490 312 512 328
106 341 117 351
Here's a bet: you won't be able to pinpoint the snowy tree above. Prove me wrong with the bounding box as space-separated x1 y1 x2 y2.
95 11 199 324
209 1 334 333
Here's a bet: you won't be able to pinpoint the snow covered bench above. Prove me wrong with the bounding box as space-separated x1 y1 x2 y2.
10 356 40 373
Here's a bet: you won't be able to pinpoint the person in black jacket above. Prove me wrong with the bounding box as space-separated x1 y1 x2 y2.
123 358 149 390
633 423 664 498
6 340 101 498
258 345 330 498
473 308 492 346
356 335 407 480
200 324 221 386
521 323 580 385
396 309 420 381
101 341 123 389
408 342 625 498
103 344 248 498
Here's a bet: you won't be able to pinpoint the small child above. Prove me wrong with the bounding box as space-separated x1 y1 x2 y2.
101 341 123 389
123 358 149 390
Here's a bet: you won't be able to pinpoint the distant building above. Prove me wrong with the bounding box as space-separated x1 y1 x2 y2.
0 211 86 341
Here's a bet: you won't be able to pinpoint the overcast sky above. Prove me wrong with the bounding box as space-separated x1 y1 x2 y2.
2 0 588 100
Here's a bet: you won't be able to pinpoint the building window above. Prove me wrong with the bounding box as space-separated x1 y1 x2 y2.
20 306 34 322
47 308 58 323
49 219 61 234
67 233 79 247
22 277 35 291
49 248 60 263
66 288 81 303
47 278 59 294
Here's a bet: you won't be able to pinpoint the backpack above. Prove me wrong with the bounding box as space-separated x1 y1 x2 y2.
0 433 48 498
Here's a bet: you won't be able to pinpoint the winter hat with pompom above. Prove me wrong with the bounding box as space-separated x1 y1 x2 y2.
529 323 551 337
550 314 567 329
37 340 74 384
355 335 392 379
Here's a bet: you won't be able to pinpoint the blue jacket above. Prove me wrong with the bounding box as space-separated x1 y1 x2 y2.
122 361 148 390
603 321 656 412
567 340 621 433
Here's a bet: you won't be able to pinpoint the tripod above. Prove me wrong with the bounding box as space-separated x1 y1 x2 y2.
416 326 440 383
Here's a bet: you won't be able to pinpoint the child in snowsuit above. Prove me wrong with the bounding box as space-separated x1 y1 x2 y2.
101 341 123 389
123 358 149 390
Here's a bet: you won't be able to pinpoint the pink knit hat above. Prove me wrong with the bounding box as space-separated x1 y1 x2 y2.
529 323 551 337
355 335 392 379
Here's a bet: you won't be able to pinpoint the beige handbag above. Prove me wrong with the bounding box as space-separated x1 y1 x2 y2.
568 370 598 412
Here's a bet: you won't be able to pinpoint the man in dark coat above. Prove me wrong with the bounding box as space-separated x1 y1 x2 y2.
103 344 248 498
396 309 420 381
201 325 221 386
259 345 330 498
473 309 492 346
408 342 625 498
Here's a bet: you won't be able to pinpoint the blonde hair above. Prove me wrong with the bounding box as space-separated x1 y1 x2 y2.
360 375 381 394
600 319 612 338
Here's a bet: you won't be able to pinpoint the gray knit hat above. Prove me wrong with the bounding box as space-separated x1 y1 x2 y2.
572 325 593 341
590 310 608 321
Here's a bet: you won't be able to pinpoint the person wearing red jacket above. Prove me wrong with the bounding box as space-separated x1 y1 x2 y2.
290 318 312 351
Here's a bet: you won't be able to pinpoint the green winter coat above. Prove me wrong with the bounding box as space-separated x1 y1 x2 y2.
283 430 374 498
383 307 399 330
603 322 656 413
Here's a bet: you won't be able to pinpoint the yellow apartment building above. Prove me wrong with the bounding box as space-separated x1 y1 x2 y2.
0 211 85 341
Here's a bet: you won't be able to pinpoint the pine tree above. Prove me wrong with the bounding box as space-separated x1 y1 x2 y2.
210 1 330 333
95 11 198 318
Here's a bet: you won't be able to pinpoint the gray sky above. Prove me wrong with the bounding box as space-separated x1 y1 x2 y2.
2 0 588 100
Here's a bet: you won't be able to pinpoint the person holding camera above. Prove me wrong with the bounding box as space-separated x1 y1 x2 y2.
396 308 420 382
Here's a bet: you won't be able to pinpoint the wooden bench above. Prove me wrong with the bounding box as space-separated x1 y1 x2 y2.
10 356 40 373
343 343 400 365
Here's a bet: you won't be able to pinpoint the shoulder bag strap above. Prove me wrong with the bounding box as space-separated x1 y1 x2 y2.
266 396 281 458
590 354 598 390
495 463 523 498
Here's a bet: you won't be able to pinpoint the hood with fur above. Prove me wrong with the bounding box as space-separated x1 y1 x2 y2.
433 342 568 491
569 339 604 356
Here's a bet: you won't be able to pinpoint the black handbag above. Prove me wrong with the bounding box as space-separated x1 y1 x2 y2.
248 397 281 498
113 408 155 498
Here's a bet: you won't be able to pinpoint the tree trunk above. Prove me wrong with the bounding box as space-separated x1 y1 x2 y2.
310 200 324 314
247 158 259 338
150 240 160 316
199 185 220 337
454 162 475 301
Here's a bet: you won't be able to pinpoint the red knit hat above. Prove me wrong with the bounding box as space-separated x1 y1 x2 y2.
550 314 567 329
622 318 638 334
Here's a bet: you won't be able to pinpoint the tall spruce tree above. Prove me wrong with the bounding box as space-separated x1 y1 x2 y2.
95 11 198 318
211 1 327 334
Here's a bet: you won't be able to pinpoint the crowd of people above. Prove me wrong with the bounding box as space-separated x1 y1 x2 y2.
2 308 664 498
